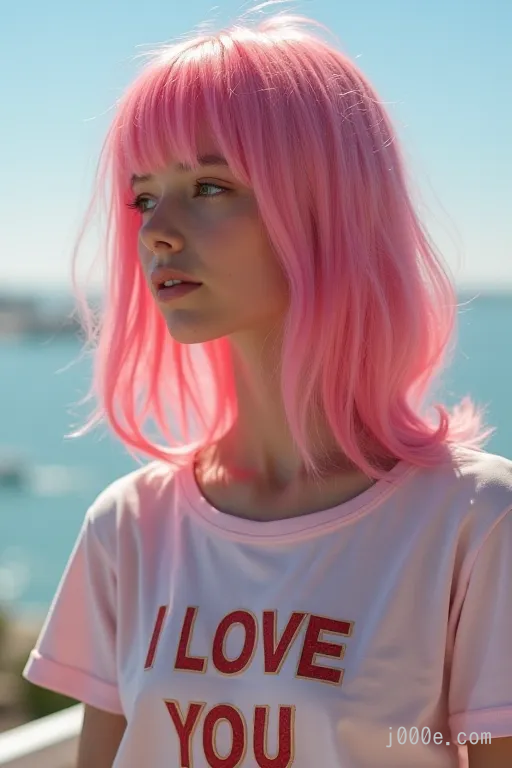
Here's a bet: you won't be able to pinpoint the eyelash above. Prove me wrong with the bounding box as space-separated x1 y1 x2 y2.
126 182 228 214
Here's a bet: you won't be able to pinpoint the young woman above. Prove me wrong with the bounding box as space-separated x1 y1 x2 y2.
22 6 512 768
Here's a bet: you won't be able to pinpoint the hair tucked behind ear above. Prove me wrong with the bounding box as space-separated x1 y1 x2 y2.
68 2 493 480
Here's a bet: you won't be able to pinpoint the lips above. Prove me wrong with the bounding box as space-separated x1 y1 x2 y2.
150 266 202 291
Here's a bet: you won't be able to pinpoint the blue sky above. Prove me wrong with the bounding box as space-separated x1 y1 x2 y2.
1 0 510 292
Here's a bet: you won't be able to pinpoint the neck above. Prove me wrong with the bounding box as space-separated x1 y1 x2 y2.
201 326 357 494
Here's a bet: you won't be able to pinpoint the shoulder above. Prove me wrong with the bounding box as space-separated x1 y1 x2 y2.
404 443 512 512
406 443 512 555
83 459 187 554
441 443 512 516
437 443 512 499
451 444 512 541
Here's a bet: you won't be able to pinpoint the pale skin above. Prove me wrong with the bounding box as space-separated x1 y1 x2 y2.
77 146 512 765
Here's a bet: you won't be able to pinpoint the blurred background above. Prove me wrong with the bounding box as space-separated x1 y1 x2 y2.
0 0 510 730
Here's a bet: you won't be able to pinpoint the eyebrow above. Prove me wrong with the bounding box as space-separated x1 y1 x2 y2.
130 154 229 189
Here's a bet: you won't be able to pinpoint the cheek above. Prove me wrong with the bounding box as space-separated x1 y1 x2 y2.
206 208 283 286
238 225 287 299
138 242 153 273
224 241 288 311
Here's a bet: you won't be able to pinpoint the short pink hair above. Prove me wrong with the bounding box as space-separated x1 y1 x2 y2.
70 7 493 479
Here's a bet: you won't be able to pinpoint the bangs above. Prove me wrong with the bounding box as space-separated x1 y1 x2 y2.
111 40 247 192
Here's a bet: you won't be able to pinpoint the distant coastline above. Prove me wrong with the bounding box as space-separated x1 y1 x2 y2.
0 287 510 339
0 292 99 339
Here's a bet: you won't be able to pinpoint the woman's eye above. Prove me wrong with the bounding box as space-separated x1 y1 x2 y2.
126 196 155 214
194 182 227 197
126 182 227 214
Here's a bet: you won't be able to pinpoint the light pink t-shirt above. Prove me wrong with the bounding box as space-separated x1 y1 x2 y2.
23 445 512 767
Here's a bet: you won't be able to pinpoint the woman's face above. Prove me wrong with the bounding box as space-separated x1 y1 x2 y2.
133 150 289 345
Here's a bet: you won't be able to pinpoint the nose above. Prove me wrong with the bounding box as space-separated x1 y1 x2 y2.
139 204 186 255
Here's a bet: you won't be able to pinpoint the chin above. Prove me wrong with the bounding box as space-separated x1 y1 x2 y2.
163 315 228 346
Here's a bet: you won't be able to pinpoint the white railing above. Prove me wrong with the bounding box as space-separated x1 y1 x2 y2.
0 704 83 768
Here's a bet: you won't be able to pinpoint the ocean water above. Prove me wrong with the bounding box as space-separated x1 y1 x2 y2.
0 292 511 620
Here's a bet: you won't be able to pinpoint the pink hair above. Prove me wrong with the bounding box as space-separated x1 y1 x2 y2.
69 7 493 480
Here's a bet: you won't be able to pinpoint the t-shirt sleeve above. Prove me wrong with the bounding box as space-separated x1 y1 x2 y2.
22 499 123 715
448 506 512 743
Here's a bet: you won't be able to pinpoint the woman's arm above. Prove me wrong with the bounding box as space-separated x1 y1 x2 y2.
77 705 127 768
